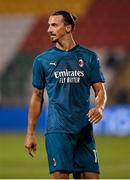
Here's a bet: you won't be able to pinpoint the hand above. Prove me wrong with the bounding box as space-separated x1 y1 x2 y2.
87 107 103 124
24 134 37 157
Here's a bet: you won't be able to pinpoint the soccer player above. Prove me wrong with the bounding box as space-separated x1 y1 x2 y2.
24 10 107 179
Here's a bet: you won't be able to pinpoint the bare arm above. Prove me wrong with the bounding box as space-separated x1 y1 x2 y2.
87 82 107 123
25 88 44 157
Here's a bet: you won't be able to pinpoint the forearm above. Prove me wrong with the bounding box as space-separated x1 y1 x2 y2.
87 83 107 123
27 88 44 135
95 85 107 110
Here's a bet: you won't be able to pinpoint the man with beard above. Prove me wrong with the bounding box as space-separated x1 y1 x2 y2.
25 10 107 179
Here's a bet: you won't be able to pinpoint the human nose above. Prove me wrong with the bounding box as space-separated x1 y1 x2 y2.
48 26 52 33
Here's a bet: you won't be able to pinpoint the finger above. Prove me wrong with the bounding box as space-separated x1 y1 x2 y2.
89 114 102 123
90 114 101 122
25 145 29 149
28 148 34 157
25 146 34 157
29 152 34 157
87 109 95 118
88 111 99 122
32 145 37 154
89 112 99 120
94 116 102 123
89 116 101 123
89 112 101 121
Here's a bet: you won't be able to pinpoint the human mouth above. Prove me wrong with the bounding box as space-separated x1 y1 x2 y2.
49 33 56 36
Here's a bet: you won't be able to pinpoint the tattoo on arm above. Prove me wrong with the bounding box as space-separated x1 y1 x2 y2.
34 88 43 99
33 88 44 110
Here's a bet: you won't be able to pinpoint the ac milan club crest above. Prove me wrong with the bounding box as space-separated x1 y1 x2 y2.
52 158 56 166
79 59 84 67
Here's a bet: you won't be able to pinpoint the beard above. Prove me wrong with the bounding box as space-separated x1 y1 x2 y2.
49 32 66 43
51 38 58 43
49 34 58 43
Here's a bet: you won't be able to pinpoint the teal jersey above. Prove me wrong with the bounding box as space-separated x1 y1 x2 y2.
32 44 105 134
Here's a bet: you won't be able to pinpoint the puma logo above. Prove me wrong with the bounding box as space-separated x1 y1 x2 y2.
49 62 56 66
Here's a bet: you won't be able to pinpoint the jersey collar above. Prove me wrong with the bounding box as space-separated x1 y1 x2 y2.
54 44 79 52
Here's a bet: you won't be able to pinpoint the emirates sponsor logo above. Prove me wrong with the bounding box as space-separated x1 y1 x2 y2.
54 69 84 78
54 69 84 84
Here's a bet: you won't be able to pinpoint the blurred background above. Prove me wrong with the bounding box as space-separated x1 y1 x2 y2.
0 0 130 179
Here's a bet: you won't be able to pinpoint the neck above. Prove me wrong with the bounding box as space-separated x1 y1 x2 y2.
56 34 76 51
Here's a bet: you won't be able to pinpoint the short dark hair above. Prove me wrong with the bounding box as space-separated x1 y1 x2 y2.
52 10 77 30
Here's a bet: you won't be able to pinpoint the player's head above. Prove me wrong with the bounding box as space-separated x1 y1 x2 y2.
48 10 77 42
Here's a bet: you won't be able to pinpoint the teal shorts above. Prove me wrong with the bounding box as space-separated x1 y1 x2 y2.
45 125 99 174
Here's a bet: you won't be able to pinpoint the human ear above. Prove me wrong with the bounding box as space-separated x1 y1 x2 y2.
66 25 72 33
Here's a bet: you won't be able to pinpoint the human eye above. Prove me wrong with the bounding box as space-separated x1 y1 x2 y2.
51 23 58 27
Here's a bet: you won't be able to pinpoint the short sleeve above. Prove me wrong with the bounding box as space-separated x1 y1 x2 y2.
32 58 45 89
89 54 105 85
